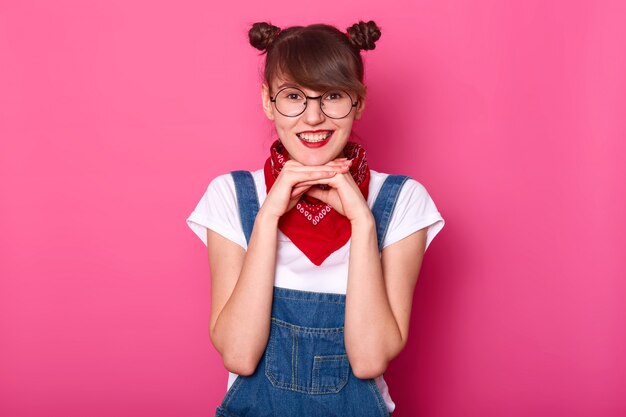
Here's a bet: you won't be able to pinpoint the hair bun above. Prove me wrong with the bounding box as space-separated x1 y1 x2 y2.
346 20 381 51
249 22 282 51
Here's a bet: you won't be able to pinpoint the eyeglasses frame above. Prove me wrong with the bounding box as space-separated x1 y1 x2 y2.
269 86 359 119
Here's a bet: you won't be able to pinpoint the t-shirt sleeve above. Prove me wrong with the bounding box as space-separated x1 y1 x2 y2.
382 178 445 252
185 173 247 250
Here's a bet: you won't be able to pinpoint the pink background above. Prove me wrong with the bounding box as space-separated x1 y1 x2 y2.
1 1 625 416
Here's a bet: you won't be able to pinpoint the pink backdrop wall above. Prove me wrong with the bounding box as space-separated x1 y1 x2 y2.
1 1 625 416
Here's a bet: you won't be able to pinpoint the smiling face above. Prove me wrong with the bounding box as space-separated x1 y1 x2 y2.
261 76 366 166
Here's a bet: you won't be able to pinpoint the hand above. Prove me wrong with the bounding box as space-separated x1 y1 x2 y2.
296 160 372 223
259 158 352 221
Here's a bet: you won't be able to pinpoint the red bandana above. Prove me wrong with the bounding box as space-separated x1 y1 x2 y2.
263 139 370 266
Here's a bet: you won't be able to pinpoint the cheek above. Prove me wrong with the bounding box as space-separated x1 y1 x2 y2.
274 118 297 133
336 120 355 133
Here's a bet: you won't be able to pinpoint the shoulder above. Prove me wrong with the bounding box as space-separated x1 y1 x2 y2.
367 169 429 208
369 169 445 251
206 168 266 199
186 169 264 250
207 172 235 193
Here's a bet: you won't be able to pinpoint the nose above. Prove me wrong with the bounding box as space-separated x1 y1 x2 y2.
301 97 325 125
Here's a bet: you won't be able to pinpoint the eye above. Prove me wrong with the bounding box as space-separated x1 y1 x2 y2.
279 88 305 101
324 91 344 101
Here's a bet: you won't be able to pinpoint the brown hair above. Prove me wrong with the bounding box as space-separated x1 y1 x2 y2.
248 21 381 100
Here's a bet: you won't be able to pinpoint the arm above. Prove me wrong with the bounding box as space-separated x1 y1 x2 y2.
207 161 350 376
344 217 427 379
207 208 279 376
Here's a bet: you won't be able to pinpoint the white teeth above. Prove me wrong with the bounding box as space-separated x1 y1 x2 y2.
297 132 332 142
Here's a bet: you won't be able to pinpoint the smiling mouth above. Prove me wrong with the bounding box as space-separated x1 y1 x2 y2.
296 131 334 142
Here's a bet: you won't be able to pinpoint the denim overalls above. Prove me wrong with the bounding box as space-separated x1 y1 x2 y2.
214 170 409 417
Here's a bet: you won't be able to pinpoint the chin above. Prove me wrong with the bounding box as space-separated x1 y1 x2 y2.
299 148 344 166
293 154 326 166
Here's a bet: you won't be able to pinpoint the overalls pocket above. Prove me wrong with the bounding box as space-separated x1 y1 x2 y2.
311 354 350 393
265 317 350 394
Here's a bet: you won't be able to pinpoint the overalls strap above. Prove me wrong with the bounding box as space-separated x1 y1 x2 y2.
230 170 260 245
371 174 410 252
230 170 409 252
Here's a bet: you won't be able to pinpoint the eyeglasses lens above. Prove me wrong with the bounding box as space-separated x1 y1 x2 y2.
274 88 354 119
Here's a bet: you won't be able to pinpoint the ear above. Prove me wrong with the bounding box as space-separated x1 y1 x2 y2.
354 96 366 120
261 83 275 121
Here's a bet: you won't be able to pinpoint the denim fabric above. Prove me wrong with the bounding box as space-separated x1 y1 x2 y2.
371 174 410 252
231 170 260 245
216 171 408 417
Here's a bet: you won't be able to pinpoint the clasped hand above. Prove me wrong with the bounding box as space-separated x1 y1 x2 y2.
262 157 372 223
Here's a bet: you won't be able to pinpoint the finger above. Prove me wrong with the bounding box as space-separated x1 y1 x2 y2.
279 164 349 189
284 163 350 172
273 171 334 196
323 160 349 167
283 156 350 168
292 183 311 192
293 177 336 187
323 162 352 170
290 170 339 183
304 186 325 200
325 159 353 167
295 168 354 187
291 185 311 199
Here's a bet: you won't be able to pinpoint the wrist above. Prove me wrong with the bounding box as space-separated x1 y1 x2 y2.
350 210 375 229
256 207 281 226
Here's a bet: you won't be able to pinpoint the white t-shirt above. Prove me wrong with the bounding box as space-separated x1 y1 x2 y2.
186 168 445 413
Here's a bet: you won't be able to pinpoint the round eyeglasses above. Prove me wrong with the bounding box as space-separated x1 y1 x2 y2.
270 87 358 119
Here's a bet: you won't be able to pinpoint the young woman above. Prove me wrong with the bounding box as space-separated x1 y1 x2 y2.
187 20 445 417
